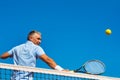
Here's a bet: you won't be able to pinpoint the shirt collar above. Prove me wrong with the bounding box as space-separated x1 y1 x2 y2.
26 40 34 45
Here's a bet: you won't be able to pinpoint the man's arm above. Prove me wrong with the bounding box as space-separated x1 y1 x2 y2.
0 52 11 59
39 54 64 71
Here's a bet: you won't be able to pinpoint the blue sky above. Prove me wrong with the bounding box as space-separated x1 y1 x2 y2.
0 0 120 78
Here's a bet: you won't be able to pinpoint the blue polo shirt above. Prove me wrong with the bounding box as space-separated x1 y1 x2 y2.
8 41 45 80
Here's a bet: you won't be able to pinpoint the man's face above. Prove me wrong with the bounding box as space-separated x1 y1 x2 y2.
29 33 42 45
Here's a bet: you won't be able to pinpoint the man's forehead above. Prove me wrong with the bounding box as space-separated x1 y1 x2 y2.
34 33 41 37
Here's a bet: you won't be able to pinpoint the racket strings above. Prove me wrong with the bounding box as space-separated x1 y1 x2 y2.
85 61 105 74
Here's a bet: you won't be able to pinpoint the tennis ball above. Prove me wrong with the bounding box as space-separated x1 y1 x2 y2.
105 29 112 35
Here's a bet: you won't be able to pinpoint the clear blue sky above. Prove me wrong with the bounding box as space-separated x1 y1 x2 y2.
0 0 120 78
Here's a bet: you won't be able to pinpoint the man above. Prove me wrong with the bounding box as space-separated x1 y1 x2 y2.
0 30 65 80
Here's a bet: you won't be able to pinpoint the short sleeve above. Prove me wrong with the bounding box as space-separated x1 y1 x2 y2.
8 47 15 55
35 46 45 56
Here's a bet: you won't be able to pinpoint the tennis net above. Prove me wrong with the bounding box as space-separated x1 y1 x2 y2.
0 63 120 80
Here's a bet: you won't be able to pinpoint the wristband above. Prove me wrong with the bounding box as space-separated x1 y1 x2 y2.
55 65 64 71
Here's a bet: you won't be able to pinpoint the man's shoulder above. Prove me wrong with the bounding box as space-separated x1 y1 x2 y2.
14 43 24 48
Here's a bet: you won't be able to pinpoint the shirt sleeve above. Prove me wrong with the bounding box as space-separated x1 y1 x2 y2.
35 46 45 56
8 47 15 55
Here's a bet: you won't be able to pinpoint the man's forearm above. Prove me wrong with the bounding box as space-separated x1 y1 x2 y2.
45 58 64 71
0 52 10 59
40 54 64 71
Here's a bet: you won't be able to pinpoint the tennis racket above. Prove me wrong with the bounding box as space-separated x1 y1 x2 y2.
73 60 105 75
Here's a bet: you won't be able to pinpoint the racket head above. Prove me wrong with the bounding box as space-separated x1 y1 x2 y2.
83 60 105 75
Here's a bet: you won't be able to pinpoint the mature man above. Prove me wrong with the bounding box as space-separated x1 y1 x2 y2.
0 30 65 80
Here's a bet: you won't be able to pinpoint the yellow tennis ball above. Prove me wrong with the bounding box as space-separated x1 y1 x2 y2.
105 29 112 35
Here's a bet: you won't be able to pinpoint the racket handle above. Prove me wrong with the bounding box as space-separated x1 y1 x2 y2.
74 66 83 72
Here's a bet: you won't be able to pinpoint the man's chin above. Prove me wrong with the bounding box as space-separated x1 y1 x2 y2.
37 43 40 45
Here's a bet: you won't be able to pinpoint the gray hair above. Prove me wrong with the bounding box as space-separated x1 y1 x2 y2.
27 30 41 40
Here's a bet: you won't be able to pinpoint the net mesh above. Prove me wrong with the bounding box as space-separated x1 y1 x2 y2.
0 63 120 80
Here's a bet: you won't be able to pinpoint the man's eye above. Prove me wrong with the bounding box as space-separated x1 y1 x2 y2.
37 38 41 40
